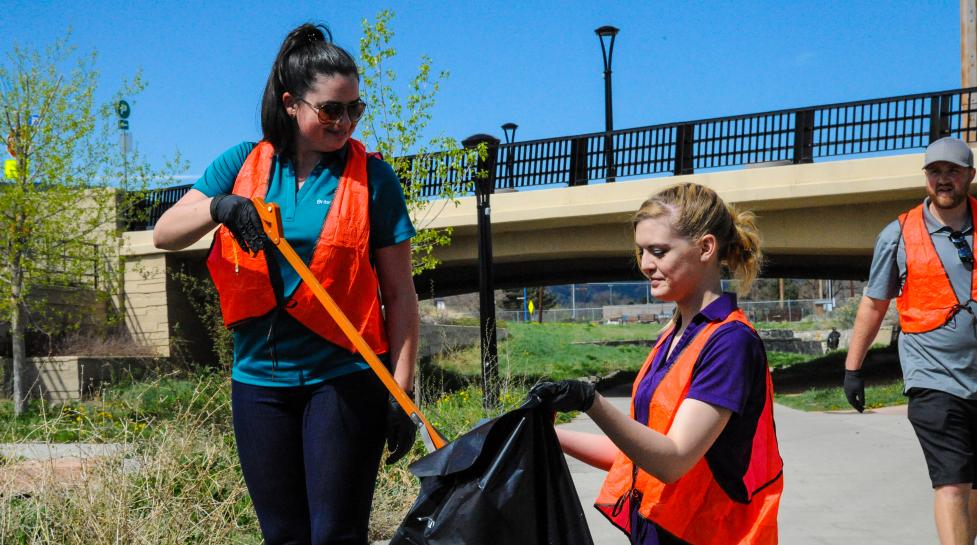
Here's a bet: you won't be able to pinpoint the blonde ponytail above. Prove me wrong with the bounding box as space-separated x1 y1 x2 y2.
632 182 763 294
724 205 763 294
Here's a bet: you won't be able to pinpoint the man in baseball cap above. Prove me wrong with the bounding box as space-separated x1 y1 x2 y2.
925 136 975 167
844 136 977 544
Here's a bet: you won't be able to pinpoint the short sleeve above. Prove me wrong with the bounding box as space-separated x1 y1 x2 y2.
367 157 417 249
191 142 256 197
685 323 765 415
863 220 902 301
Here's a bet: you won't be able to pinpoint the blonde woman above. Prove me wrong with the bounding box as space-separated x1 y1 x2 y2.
531 182 783 545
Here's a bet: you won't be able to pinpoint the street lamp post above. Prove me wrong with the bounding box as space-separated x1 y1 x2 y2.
501 122 518 189
463 133 501 409
595 25 619 183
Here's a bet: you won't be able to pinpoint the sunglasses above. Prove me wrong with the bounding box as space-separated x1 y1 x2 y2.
949 230 974 265
297 97 367 125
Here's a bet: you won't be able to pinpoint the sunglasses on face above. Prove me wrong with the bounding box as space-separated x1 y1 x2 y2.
949 230 974 265
297 97 367 125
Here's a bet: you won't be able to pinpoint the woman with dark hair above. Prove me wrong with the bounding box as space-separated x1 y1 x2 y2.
531 183 783 545
153 23 418 545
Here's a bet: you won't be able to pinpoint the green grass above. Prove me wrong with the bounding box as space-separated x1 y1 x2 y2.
776 380 906 412
766 351 814 369
0 371 555 542
753 320 828 332
0 371 230 443
0 372 260 544
434 322 663 381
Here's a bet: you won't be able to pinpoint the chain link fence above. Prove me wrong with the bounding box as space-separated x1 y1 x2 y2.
495 298 837 324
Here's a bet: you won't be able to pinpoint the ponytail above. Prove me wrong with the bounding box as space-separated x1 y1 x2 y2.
632 182 763 294
723 205 762 294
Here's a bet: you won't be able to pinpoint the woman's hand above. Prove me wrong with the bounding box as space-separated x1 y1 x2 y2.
209 194 268 254
529 380 597 412
384 394 417 465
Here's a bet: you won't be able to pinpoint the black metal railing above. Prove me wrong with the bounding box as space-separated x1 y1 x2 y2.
128 87 977 230
125 184 195 231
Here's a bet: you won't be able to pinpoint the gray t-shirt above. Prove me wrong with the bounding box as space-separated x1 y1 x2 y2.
864 199 977 399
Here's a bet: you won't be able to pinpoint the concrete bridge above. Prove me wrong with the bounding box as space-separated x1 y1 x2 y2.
120 147 941 358
411 150 931 294
120 85 977 357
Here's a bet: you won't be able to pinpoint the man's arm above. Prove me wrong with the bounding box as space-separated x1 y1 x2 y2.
842 295 891 412
844 296 891 372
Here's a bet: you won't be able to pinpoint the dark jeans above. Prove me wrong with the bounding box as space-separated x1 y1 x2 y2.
232 371 387 545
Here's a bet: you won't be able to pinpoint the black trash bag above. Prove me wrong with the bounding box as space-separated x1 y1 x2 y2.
390 400 594 545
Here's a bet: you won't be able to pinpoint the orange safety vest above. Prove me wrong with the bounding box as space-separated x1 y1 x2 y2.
595 310 783 545
206 140 389 355
895 196 977 334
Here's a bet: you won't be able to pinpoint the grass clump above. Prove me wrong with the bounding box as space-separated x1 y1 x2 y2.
0 373 260 544
766 351 813 369
0 371 229 443
0 369 553 542
434 322 663 381
777 380 906 412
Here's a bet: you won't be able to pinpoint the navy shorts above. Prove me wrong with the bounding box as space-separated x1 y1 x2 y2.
907 388 977 489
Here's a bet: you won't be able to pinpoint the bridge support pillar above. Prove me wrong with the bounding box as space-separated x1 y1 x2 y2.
123 253 171 357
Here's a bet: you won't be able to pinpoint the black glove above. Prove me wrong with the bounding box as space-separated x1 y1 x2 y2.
843 370 865 413
210 194 268 254
384 394 417 465
529 380 596 413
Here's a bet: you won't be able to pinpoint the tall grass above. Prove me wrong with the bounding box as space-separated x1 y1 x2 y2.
0 373 259 544
0 370 543 543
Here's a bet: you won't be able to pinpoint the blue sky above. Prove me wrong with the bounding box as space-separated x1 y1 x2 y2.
0 0 962 180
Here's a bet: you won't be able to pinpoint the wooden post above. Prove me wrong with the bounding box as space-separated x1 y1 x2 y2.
962 0 977 141
537 286 544 323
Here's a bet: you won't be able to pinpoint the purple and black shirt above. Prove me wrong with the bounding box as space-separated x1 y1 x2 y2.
627 293 769 545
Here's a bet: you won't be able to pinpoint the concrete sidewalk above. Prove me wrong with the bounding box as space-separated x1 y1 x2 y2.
562 398 936 545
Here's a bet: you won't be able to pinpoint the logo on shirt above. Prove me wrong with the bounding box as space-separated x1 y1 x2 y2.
316 199 331 206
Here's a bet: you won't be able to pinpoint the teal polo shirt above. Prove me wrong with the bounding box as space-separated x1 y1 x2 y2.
193 141 416 387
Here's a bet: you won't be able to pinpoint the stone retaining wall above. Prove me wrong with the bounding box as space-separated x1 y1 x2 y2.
2 356 158 402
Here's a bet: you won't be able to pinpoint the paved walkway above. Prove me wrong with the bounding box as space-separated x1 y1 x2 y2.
562 397 936 545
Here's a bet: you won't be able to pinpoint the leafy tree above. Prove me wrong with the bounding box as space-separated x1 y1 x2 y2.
500 288 526 311
357 10 482 276
0 37 181 414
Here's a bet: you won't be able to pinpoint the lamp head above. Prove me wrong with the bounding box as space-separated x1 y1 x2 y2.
501 122 518 143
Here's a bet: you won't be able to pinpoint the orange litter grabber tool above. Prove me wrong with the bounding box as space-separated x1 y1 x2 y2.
252 196 447 452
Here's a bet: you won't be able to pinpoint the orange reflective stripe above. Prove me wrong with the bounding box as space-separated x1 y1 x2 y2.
896 197 977 334
206 140 388 355
595 310 783 544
